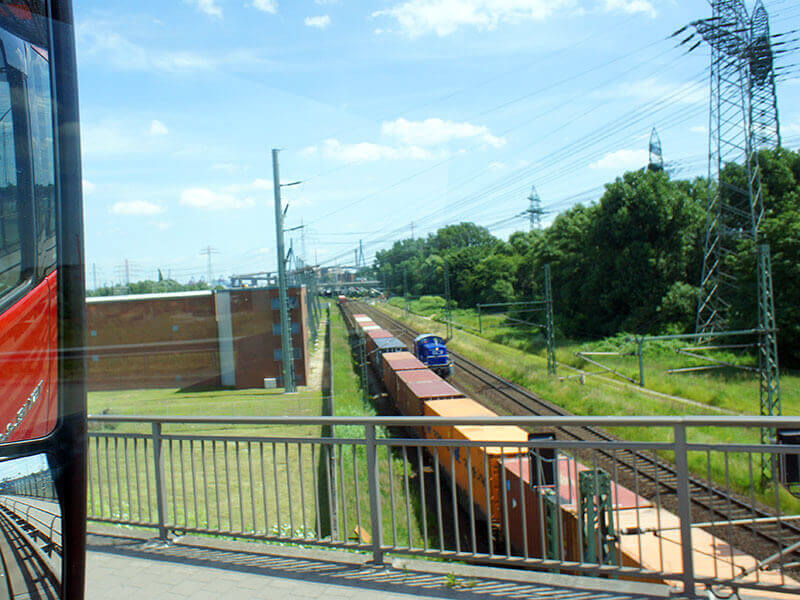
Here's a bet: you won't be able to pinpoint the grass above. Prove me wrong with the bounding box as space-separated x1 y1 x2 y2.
88 346 326 538
387 295 799 416
87 308 432 550
378 298 800 513
328 306 434 549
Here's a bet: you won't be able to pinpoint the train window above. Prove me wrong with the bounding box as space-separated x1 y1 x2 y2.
28 45 55 275
0 61 20 299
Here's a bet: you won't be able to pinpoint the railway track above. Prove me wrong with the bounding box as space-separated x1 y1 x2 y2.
351 301 800 568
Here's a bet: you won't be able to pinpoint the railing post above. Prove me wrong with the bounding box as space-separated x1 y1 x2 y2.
674 424 696 598
151 422 170 541
365 424 383 565
638 336 645 388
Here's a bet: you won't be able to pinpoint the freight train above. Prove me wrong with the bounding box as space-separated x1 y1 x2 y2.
346 306 795 595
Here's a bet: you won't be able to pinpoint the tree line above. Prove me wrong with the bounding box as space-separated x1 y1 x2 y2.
372 148 800 366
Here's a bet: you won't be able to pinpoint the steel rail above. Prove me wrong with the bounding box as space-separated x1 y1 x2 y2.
354 301 800 563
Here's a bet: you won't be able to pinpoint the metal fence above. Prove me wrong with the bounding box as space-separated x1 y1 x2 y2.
87 414 800 598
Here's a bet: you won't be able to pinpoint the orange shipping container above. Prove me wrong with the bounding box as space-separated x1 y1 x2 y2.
423 399 527 525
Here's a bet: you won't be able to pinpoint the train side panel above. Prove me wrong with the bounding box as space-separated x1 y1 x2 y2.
0 274 58 442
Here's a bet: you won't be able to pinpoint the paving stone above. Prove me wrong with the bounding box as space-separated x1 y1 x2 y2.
84 531 668 600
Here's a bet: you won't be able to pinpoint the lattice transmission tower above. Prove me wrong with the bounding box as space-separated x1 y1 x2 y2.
686 0 781 336
647 128 664 172
680 0 782 468
525 185 544 231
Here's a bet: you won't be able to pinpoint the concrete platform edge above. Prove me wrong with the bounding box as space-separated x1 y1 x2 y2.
87 524 672 598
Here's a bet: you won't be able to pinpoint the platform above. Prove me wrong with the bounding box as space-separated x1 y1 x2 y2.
85 526 670 600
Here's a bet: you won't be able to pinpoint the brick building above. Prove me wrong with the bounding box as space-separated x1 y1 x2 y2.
86 287 309 391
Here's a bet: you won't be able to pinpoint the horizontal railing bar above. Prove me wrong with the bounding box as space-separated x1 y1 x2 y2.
86 432 152 440
87 415 800 427
687 442 800 454
88 517 160 528
88 432 675 452
693 577 800 593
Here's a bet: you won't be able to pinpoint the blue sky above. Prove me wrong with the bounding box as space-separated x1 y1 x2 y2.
73 0 800 286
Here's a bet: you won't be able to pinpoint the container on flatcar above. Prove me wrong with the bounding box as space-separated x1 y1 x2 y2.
353 314 371 322
424 398 528 525
394 369 461 417
501 454 651 565
374 336 406 356
365 328 394 356
370 337 406 373
382 351 426 397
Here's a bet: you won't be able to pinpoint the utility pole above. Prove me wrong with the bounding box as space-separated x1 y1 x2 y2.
403 269 409 317
200 245 218 285
443 261 453 339
410 222 415 240
300 218 307 269
124 259 130 292
545 263 557 376
272 148 296 393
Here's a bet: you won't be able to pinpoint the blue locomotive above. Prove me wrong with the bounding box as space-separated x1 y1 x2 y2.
413 334 453 377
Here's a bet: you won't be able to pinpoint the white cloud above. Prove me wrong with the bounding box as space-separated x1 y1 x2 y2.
110 200 166 216
77 23 266 74
603 0 656 18
305 15 331 28
488 161 507 170
372 0 569 37
312 138 439 162
258 247 271 254
382 117 505 148
82 179 96 194
783 122 800 136
373 0 658 37
690 125 708 135
223 178 273 193
186 0 223 17
180 188 256 210
81 120 140 156
252 0 278 13
212 162 246 174
155 222 171 231
315 0 338 4
590 149 648 171
149 119 169 136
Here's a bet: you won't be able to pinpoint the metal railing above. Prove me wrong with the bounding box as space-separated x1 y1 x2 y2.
87 414 800 598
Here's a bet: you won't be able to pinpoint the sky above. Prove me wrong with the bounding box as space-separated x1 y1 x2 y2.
73 0 800 287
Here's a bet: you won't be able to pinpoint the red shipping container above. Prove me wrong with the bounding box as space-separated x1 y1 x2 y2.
502 455 651 563
396 370 462 416
382 352 425 395
365 328 394 356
